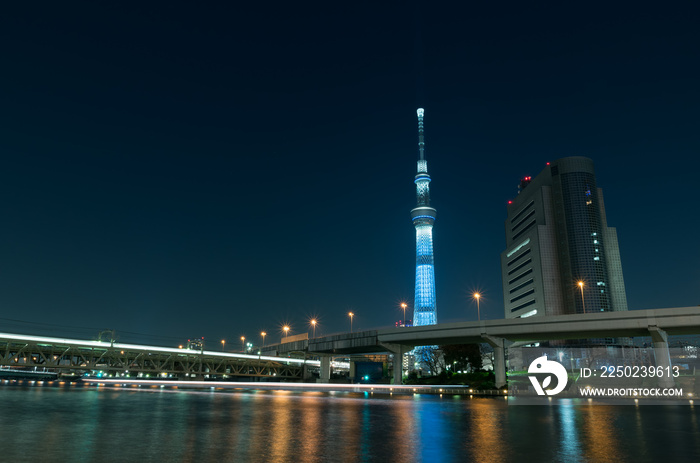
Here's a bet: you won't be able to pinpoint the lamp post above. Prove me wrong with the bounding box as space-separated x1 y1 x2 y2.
348 312 354 333
400 302 407 327
221 339 225 352
473 292 481 322
310 319 317 338
261 331 267 348
577 281 586 313
240 336 246 352
283 325 290 339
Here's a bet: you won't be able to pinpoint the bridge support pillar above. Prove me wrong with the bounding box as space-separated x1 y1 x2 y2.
302 353 314 381
392 345 406 385
649 326 675 388
482 335 509 389
319 355 331 383
379 343 406 385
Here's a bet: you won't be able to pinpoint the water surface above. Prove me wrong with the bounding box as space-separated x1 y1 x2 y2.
1 384 698 462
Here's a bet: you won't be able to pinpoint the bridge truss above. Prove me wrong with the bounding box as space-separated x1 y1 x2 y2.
0 333 312 380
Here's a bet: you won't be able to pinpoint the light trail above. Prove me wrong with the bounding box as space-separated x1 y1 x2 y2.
82 378 471 394
0 332 319 366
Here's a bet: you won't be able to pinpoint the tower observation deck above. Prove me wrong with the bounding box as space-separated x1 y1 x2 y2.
411 108 438 327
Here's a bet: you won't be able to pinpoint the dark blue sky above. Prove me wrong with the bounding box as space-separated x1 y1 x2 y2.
1 2 698 346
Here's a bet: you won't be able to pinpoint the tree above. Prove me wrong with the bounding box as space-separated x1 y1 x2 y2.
420 346 445 375
441 344 483 372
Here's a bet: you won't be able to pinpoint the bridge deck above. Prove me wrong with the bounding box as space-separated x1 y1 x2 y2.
264 307 700 355
0 332 319 379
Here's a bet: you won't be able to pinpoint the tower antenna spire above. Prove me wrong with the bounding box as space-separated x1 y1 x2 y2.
417 108 425 160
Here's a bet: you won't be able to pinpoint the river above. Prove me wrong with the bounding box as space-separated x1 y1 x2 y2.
1 383 698 462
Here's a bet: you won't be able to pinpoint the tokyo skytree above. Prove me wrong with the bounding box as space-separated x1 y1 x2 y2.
411 108 437 327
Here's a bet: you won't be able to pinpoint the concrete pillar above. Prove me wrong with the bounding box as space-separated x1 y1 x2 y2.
392 345 405 385
320 356 331 383
349 360 356 382
302 353 313 381
648 326 675 388
379 342 406 385
482 335 507 389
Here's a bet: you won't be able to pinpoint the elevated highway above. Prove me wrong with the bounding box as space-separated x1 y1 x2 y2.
263 307 700 387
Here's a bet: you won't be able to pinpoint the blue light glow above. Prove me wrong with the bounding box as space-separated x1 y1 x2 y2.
413 225 437 326
412 108 437 330
415 178 431 205
412 215 436 222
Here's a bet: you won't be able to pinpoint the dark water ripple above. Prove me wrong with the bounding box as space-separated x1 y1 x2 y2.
1 384 698 462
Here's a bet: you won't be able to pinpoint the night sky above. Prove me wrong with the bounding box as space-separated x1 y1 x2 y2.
1 3 699 347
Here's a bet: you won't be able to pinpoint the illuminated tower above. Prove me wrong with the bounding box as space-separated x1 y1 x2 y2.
411 108 438 327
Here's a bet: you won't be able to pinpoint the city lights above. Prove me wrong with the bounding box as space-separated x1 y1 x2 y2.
473 292 481 322
578 280 586 313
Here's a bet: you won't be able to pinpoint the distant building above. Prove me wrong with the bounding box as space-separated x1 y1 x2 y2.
500 157 628 322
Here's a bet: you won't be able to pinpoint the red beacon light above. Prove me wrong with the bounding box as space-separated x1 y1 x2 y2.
507 200 513 204
546 162 550 166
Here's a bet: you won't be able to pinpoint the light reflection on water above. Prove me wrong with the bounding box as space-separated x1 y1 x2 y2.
469 399 507 463
558 401 583 461
581 404 622 461
0 384 698 462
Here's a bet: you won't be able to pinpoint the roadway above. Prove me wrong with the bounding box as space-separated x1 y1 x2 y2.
265 307 700 355
263 306 700 387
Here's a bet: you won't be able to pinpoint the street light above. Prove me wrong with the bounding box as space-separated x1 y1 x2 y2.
577 281 586 313
261 331 267 348
283 325 290 339
310 319 317 338
240 336 245 352
473 292 481 322
400 302 408 327
221 339 225 352
348 312 354 333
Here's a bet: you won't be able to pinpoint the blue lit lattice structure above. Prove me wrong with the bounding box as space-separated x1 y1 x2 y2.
414 224 437 325
411 108 437 327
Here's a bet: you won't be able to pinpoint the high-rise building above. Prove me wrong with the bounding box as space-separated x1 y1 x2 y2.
500 156 628 321
411 108 438 327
